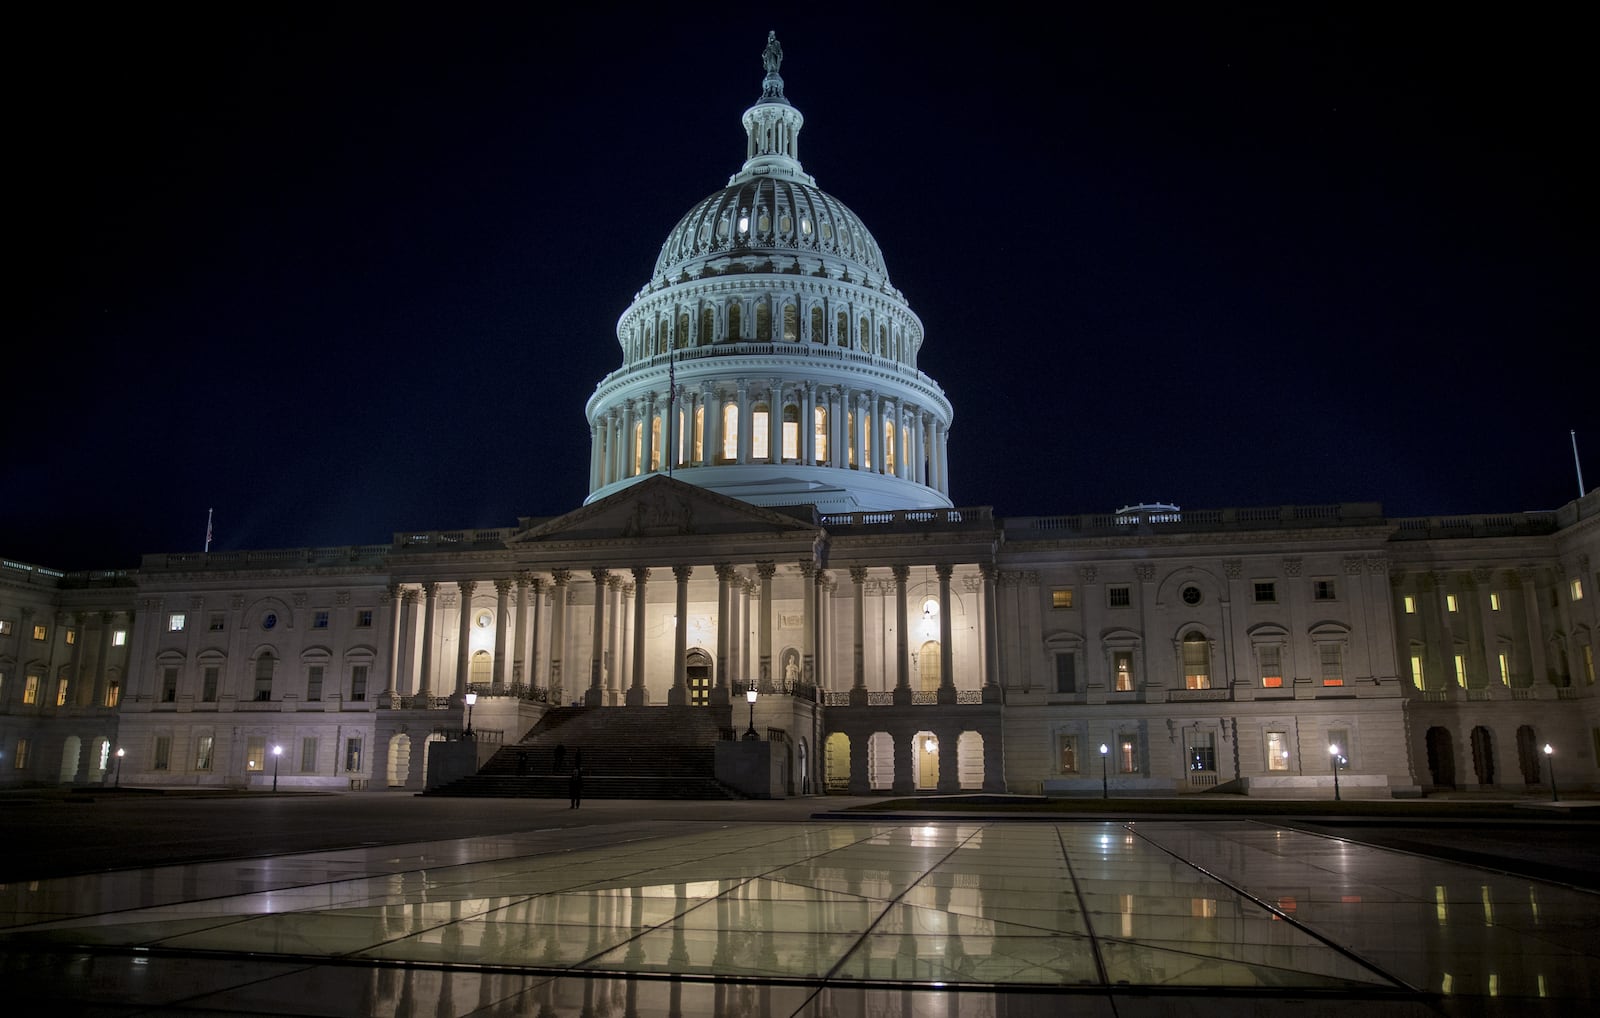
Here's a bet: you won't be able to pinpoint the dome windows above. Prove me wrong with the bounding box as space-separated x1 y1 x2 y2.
820 222 833 242
757 212 771 233
738 215 749 235
800 217 812 236
779 213 791 234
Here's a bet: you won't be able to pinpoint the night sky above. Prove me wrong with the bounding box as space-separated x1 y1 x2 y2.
9 6 1593 573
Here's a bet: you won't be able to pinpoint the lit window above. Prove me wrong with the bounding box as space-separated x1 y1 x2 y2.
1572 579 1585 601
0 619 10 636
1051 588 1074 609
1498 653 1511 686
813 406 827 462
312 611 330 629
1183 633 1211 690
65 629 76 645
1118 737 1138 774
1266 732 1290 771
33 624 48 641
1254 582 1276 604
781 405 799 460
356 609 373 628
751 402 770 460
1113 651 1134 691
345 737 363 772
475 611 493 629
246 737 265 771
167 614 186 633
1313 580 1336 601
721 403 739 460
1108 585 1131 608
1446 594 1459 613
195 736 214 771
1320 644 1344 686
1454 654 1468 687
23 674 40 704
14 738 29 769
112 630 127 646
1403 595 1417 614
1489 593 1501 611
1410 655 1426 689
1189 731 1216 772
1329 728 1351 767
56 679 69 706
1259 645 1283 688
1058 735 1079 774
104 682 120 707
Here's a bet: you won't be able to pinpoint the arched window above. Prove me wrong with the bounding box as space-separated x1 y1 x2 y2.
783 304 798 342
700 307 714 345
728 304 742 341
1516 725 1541 783
254 653 275 702
859 316 870 351
879 324 888 356
919 640 941 691
1183 632 1210 690
693 405 705 463
781 405 800 460
884 420 896 474
632 421 643 476
810 307 823 343
649 415 662 471
751 402 771 460
756 303 771 341
721 403 739 461
814 406 828 463
836 311 848 347
469 651 491 686
847 411 857 468
677 312 689 349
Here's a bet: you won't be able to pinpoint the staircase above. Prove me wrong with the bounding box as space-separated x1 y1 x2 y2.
425 705 745 800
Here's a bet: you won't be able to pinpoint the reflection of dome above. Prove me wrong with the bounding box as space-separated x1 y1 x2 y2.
584 36 953 513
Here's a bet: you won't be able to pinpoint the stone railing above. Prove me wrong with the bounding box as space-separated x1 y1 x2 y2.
818 688 987 706
1167 688 1231 703
819 507 992 531
1007 503 1385 539
1390 511 1559 541
144 545 393 572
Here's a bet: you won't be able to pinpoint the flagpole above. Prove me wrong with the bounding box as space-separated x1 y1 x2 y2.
205 507 213 554
667 347 676 479
1574 430 1586 499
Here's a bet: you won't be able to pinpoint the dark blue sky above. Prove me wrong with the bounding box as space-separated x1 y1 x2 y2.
9 6 1593 572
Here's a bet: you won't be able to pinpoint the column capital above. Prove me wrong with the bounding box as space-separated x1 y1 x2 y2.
606 574 624 591
757 561 777 579
850 565 869 584
421 581 438 598
715 563 738 583
798 560 817 578
891 564 910 582
591 567 611 585
673 564 694 583
552 568 572 586
935 563 954 581
494 577 514 595
632 565 651 583
457 579 477 596
516 571 535 587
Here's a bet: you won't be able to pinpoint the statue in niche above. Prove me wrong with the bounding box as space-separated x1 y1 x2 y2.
762 31 783 74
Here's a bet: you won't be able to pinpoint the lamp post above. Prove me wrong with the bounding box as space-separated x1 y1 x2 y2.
271 744 282 792
1099 743 1109 799
744 687 759 741
1328 743 1342 801
1544 743 1559 802
464 690 477 739
114 747 125 788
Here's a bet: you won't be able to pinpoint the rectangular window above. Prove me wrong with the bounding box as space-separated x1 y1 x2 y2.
1489 592 1501 611
782 413 800 461
56 679 69 706
1058 734 1079 774
167 613 186 632
113 629 127 646
312 610 330 629
1188 731 1216 772
194 735 214 771
306 666 324 702
1572 579 1586 601
356 609 374 628
1118 736 1138 774
1580 643 1594 685
1329 727 1351 768
23 674 41 705
65 628 77 645
300 737 319 772
1410 654 1425 689
153 736 171 771
1259 645 1283 688
14 738 29 769
751 407 770 460
1183 638 1210 690
161 667 178 703
350 665 369 702
254 657 274 702
1254 582 1276 604
1313 579 1336 601
1403 595 1416 614
1051 588 1074 609
1446 594 1459 612
105 682 120 707
1454 654 1468 687
1320 644 1343 686
1054 653 1076 694
1499 652 1511 686
245 737 265 772
0 619 10 636
1112 650 1134 691
208 613 226 632
33 624 48 641
344 737 363 773
1107 585 1131 608
1266 731 1290 771
812 406 827 463
202 666 219 702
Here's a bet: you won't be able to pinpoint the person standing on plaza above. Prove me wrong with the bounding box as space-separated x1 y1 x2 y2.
569 764 583 809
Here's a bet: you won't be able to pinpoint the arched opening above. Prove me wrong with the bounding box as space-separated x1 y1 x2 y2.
781 405 799 460
721 403 738 461
824 732 850 793
1469 726 1495 786
755 303 771 341
868 732 894 790
422 732 447 789
1515 725 1541 784
700 307 714 345
836 311 848 347
782 304 797 342
677 312 689 349
650 416 662 471
1183 632 1211 689
387 733 412 788
751 402 770 460
916 730 939 790
693 405 705 463
958 731 984 790
686 649 712 706
728 303 742 341
810 307 823 343
91 737 110 780
254 652 276 701
469 650 491 687
858 315 870 351
884 420 896 474
1425 726 1456 788
919 640 941 692
813 405 828 463
59 735 82 784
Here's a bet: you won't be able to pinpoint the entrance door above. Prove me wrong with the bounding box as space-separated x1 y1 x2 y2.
686 649 712 706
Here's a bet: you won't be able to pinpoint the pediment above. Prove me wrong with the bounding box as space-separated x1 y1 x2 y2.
510 475 821 545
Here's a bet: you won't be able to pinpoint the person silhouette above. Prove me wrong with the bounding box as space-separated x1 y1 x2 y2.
568 765 583 809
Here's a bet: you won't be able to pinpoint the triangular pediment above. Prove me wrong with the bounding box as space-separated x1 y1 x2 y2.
509 475 822 545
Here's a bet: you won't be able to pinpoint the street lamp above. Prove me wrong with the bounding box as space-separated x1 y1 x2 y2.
114 747 125 788
464 690 478 739
271 743 283 792
1099 743 1109 799
1328 743 1342 801
744 687 759 740
1544 743 1559 802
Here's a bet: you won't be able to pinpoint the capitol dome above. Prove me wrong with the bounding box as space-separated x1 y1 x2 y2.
584 33 953 513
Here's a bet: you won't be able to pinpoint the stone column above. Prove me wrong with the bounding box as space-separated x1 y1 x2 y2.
800 561 817 686
629 567 650 705
704 385 721 464
398 589 419 698
606 574 623 704
549 570 570 703
817 572 832 690
868 391 883 472
670 565 692 705
92 611 115 708
801 383 815 464
492 578 512 694
587 568 609 706
980 564 1002 702
757 562 775 692
736 379 751 465
513 573 532 687
913 409 926 485
620 402 636 478
641 396 656 473
714 563 735 705
416 582 438 707
527 576 545 689
589 421 602 491
454 580 476 702
937 564 957 704
892 565 912 704
850 565 869 705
